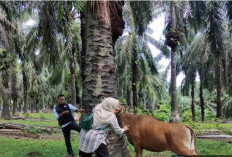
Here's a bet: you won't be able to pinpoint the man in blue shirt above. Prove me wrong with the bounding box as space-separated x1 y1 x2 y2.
53 94 84 157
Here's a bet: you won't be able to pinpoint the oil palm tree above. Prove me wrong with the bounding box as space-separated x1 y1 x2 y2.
115 1 168 114
165 1 181 122
80 2 131 156
0 1 20 119
208 1 225 118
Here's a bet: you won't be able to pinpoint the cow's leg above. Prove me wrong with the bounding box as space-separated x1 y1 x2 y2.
134 144 142 157
173 146 193 156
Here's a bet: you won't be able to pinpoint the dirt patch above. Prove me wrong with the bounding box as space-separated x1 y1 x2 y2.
0 131 64 140
197 134 232 142
27 152 43 157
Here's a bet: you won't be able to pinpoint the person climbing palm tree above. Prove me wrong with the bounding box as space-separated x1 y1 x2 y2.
53 94 84 157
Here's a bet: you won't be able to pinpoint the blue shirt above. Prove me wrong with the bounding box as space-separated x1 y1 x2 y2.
53 104 77 128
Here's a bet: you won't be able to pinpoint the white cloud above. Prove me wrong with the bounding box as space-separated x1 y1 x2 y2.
23 19 36 29
149 14 185 87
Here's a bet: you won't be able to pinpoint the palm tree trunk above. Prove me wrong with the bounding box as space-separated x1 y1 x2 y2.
170 48 180 122
80 12 87 108
11 64 18 116
82 3 130 156
30 97 35 113
199 69 205 121
223 53 228 89
216 59 222 118
80 12 86 86
132 57 138 114
143 90 146 110
22 69 28 113
70 46 77 106
82 9 116 111
35 99 39 113
1 70 11 120
169 1 180 123
191 83 196 121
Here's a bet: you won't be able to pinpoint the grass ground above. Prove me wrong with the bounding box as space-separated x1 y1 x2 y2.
0 112 232 156
0 135 78 157
1 135 232 157
185 121 232 135
0 112 60 127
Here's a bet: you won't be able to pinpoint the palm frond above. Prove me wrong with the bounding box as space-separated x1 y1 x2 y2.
140 38 158 74
222 96 232 118
209 1 224 58
145 34 170 57
129 1 154 35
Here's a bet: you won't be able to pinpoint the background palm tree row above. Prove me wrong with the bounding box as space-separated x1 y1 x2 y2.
1 1 232 156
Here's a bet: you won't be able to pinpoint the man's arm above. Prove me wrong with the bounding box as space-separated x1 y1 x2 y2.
68 104 85 113
53 108 59 120
53 108 70 119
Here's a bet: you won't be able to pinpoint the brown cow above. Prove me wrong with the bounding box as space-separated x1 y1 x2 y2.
117 106 197 157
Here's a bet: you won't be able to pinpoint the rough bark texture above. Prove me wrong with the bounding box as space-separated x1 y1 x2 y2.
35 99 39 113
82 2 129 156
82 8 117 112
199 70 205 122
223 55 228 88
216 59 222 118
169 48 180 123
23 69 28 113
191 83 196 121
1 70 11 120
132 56 138 115
167 1 180 123
80 12 87 95
11 66 18 116
110 1 125 47
70 47 77 106
30 98 35 113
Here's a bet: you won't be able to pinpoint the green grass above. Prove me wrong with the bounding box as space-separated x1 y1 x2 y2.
1 112 232 156
185 122 232 135
18 112 56 120
196 139 232 155
133 139 232 156
0 135 79 157
0 112 59 127
0 119 59 127
1 136 231 157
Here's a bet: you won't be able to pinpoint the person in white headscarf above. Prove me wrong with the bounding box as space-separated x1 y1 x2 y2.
79 97 129 157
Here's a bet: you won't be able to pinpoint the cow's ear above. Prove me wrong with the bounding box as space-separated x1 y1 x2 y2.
124 105 130 112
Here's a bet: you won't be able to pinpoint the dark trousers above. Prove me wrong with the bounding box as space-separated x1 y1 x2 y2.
79 143 109 157
62 121 81 155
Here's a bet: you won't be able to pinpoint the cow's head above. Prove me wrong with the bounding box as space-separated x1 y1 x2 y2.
116 104 130 117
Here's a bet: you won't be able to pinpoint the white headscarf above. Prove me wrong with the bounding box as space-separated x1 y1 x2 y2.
93 97 119 125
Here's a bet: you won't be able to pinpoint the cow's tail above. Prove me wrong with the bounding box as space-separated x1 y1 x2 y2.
185 125 197 155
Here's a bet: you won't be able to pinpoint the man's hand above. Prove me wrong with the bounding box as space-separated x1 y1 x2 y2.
77 109 85 113
58 110 70 118
62 110 70 115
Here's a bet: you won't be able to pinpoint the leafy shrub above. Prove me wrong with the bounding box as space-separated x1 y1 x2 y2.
181 110 192 122
137 108 144 115
120 98 127 104
152 100 170 121
205 109 216 121
24 126 41 134
24 113 30 118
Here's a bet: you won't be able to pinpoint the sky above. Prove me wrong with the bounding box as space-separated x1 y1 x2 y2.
23 16 186 87
148 14 185 87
